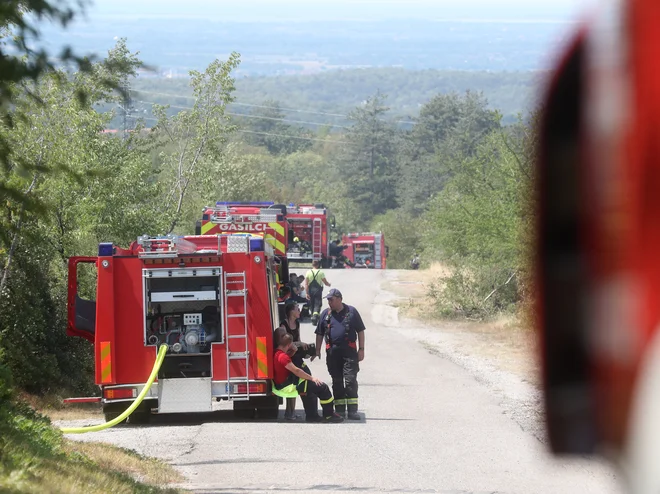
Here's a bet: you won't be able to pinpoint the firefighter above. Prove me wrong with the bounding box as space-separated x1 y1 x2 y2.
273 333 344 423
304 259 331 325
314 288 366 420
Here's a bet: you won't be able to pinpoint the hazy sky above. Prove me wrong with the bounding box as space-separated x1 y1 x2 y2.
82 0 595 21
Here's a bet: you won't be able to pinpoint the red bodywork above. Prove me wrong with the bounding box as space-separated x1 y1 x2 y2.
537 0 660 458
67 234 280 415
197 204 289 258
285 204 333 265
341 232 387 269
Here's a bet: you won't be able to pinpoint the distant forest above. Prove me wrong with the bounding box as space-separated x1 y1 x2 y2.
125 68 543 129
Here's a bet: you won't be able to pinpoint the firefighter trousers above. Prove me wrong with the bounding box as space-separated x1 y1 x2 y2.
326 345 359 414
297 379 335 419
309 290 323 321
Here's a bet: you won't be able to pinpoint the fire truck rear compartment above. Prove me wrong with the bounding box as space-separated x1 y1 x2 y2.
145 272 222 357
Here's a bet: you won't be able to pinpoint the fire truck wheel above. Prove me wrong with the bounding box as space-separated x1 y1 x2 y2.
129 411 151 424
257 407 280 420
128 402 152 424
233 408 255 419
103 412 127 424
103 403 128 424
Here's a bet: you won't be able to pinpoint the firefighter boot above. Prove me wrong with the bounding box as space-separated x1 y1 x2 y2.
321 401 344 423
334 399 346 417
347 401 360 420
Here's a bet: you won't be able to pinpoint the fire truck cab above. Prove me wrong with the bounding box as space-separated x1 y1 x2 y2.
195 202 288 259
285 203 335 267
67 233 282 422
341 232 387 269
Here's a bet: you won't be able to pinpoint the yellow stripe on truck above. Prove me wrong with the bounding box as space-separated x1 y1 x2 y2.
265 234 286 256
268 222 285 236
100 341 112 383
256 337 268 378
201 221 215 235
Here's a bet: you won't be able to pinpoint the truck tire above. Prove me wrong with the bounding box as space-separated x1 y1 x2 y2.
103 403 128 424
103 412 127 424
255 395 280 420
233 408 255 419
129 411 151 424
257 407 280 420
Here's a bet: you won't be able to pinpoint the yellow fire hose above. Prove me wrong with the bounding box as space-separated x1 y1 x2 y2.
61 344 168 434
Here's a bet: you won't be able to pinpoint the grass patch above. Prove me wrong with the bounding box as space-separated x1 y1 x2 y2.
18 392 103 421
0 394 185 493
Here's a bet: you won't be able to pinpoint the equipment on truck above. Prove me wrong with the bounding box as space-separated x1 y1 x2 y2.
341 232 387 269
196 202 289 258
285 203 335 267
67 233 283 422
196 201 309 318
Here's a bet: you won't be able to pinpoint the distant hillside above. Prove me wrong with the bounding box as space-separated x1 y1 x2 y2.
130 68 544 127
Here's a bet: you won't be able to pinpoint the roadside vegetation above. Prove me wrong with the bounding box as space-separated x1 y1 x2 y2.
0 2 538 490
0 364 183 493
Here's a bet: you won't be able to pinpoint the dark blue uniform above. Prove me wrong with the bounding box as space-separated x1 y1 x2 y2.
315 304 365 416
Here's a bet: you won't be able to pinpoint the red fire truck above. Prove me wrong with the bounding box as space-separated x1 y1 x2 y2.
285 203 335 267
341 232 387 269
67 233 282 422
195 202 288 259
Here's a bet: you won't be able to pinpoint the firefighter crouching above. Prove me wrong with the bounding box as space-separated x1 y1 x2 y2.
314 288 366 420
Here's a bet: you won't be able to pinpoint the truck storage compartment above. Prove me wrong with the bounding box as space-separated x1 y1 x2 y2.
144 268 223 355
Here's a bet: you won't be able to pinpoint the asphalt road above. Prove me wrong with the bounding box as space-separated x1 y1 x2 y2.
62 269 624 494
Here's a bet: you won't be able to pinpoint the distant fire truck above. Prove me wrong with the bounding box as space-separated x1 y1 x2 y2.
341 232 387 269
67 233 283 422
285 203 335 267
195 202 288 259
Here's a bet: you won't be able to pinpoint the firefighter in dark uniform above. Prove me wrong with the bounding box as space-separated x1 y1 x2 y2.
314 288 365 420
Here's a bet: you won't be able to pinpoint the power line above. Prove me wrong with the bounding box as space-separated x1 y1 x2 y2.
130 89 418 125
134 99 349 128
236 129 352 145
132 89 348 118
133 116 350 145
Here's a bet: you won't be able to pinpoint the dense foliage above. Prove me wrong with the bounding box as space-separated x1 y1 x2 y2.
1 27 537 397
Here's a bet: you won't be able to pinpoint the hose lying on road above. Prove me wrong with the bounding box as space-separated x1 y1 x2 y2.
60 344 168 434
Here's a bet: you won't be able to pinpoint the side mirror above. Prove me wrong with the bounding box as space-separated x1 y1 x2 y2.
330 215 336 229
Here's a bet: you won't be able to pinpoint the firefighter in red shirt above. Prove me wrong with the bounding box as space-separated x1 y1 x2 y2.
273 333 344 423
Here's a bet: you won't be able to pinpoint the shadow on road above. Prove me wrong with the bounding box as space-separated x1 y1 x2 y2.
108 410 379 427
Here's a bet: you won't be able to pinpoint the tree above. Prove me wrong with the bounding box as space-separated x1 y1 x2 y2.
0 2 130 211
398 91 500 215
238 99 313 155
151 53 242 234
0 42 160 393
422 117 534 318
335 92 400 227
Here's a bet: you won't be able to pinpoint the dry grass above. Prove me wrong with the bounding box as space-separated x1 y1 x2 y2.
389 264 541 385
385 263 451 321
3 440 185 494
63 441 185 488
18 392 103 421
